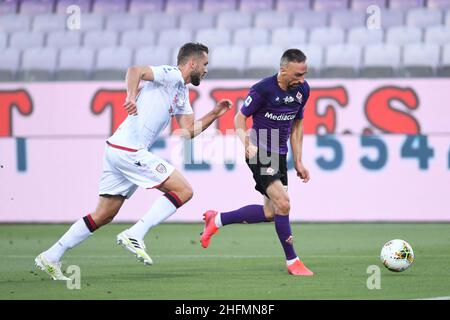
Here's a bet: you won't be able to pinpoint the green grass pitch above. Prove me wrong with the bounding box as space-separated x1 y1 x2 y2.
1 223 449 300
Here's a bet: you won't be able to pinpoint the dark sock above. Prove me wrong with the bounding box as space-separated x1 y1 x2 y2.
220 205 269 226
274 214 297 261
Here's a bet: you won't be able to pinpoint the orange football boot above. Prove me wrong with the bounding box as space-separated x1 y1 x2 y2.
200 210 219 248
287 259 314 276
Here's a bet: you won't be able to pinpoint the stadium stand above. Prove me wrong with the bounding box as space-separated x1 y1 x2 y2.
0 0 449 81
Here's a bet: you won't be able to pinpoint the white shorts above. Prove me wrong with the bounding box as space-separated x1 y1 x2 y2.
98 143 174 199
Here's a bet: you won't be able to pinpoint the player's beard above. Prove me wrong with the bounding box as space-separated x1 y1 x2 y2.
190 71 202 86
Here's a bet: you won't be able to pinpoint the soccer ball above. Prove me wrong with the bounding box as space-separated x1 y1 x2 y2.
380 239 414 272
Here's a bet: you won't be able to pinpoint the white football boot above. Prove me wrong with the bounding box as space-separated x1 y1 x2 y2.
34 253 70 281
117 231 153 265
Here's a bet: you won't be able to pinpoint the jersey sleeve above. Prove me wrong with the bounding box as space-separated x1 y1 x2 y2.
240 88 264 117
295 83 310 120
150 65 182 87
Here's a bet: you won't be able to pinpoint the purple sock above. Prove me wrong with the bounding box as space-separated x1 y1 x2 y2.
220 205 268 226
274 214 297 261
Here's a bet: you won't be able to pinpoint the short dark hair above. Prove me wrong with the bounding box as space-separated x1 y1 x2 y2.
280 49 307 66
177 42 209 65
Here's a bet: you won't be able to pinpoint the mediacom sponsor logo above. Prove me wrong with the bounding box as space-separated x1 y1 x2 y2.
264 112 297 121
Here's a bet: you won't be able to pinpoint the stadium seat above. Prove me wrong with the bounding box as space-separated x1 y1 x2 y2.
19 47 57 81
217 11 252 30
84 30 118 49
179 12 216 31
32 14 66 32
0 33 6 49
105 14 141 31
424 26 450 45
234 28 270 48
9 31 45 49
47 30 82 49
362 44 401 77
323 44 362 78
57 47 94 80
92 0 127 14
314 0 349 11
207 45 246 79
386 26 422 45
271 27 307 47
309 27 345 46
196 29 232 48
121 30 156 49
0 48 20 81
295 44 323 77
291 11 328 30
347 27 383 45
350 0 387 10
202 0 238 13
129 0 164 14
379 9 405 28
20 0 55 15
56 0 91 14
402 43 440 77
254 11 290 29
445 9 450 26
437 44 450 76
244 45 284 78
406 8 443 27
239 0 274 12
389 0 425 10
142 13 178 31
0 15 31 33
329 9 366 29
158 29 193 49
427 0 450 9
77 14 105 31
93 47 132 80
134 46 172 66
0 0 19 14
165 0 200 13
275 0 311 11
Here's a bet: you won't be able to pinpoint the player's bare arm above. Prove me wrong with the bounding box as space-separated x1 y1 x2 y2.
176 99 233 139
234 111 258 159
290 118 310 183
123 65 155 115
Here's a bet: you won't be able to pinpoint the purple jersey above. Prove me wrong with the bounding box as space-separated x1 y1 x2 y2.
240 74 310 155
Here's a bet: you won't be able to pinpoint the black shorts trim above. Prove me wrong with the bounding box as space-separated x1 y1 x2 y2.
99 194 127 199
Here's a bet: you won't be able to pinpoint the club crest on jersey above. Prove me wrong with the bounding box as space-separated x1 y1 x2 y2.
156 163 167 174
296 92 303 103
283 96 294 104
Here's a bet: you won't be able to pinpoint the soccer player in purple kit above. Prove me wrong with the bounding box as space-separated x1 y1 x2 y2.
200 49 314 276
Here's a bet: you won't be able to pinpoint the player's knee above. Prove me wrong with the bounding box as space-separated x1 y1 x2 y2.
276 198 291 214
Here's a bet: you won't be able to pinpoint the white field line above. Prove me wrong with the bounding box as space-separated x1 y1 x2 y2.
413 296 450 300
